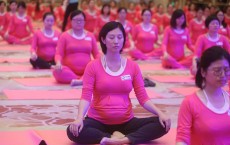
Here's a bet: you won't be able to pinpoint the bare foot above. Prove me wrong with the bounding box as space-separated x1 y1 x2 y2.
100 137 122 145
70 79 82 86
111 131 125 139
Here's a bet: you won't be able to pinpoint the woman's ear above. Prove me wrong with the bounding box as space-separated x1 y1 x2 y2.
201 68 206 78
101 37 106 44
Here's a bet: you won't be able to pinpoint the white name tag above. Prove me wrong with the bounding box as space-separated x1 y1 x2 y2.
182 35 187 40
53 37 58 41
216 42 223 46
121 75 131 81
222 29 227 32
150 31 155 35
126 27 130 31
22 19 27 22
85 37 92 41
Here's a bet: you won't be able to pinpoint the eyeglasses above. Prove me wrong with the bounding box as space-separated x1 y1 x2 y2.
208 67 230 76
72 19 85 23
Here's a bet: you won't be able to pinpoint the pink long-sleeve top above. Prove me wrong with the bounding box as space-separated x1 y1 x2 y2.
162 26 193 60
218 25 230 39
30 30 61 61
188 18 207 44
84 9 98 33
0 12 10 35
133 23 158 53
176 93 230 145
81 58 150 124
122 20 133 48
162 13 171 29
195 34 230 57
55 31 99 76
7 14 34 38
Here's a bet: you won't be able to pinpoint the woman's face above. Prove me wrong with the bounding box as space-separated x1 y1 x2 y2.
89 0 95 9
226 7 230 15
103 6 110 15
142 10 152 23
18 6 25 14
71 14 85 30
204 7 210 17
196 9 203 19
118 9 126 20
10 2 17 12
102 27 124 54
43 14 55 29
202 59 230 88
217 11 224 23
167 5 174 14
0 2 5 11
176 15 185 27
208 20 220 33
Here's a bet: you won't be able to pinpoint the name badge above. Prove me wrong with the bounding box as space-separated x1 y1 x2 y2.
126 27 130 31
216 42 223 46
222 29 227 32
85 37 92 41
121 75 131 81
22 19 27 22
150 31 155 35
53 37 58 41
182 35 187 40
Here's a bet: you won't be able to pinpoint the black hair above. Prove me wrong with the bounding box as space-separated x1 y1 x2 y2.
141 8 152 16
205 14 220 28
17 1 26 9
101 4 110 16
35 0 40 12
99 21 126 54
70 10 86 20
170 9 186 29
195 46 230 89
43 12 56 21
117 7 127 13
216 10 227 28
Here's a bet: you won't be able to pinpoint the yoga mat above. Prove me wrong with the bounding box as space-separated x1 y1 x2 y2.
13 77 64 87
0 65 33 72
170 87 198 96
139 63 165 71
148 75 194 83
0 130 44 145
150 128 176 145
0 58 28 63
3 89 82 100
0 44 29 51
130 88 163 99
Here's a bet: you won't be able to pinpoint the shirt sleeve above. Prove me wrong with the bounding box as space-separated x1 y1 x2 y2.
176 95 193 144
161 27 170 52
27 16 34 34
55 33 66 62
186 29 194 52
81 61 95 102
132 62 150 106
222 36 230 53
91 34 100 59
30 31 38 53
194 35 204 57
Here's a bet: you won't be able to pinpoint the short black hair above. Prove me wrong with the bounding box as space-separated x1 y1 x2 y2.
141 9 152 16
204 14 220 28
17 1 26 9
101 4 110 15
99 21 126 54
170 9 186 29
43 12 56 21
70 10 85 20
195 46 230 89
117 7 127 13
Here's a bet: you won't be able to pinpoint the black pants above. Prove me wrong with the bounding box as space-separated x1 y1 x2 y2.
67 117 168 144
30 57 55 69
62 2 78 32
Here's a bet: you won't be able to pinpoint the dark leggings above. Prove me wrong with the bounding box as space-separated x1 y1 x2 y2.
67 117 168 144
62 2 79 32
30 57 55 69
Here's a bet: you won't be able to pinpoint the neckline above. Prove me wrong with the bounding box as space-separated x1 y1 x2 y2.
173 28 184 34
206 33 219 42
43 29 54 38
141 23 152 32
17 13 26 19
0 12 6 16
101 56 127 76
202 89 229 114
71 30 86 39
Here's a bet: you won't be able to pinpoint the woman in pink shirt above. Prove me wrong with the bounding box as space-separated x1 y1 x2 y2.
4 1 34 45
53 10 100 85
67 21 170 145
176 46 230 145
225 6 230 26
84 0 98 33
0 1 9 39
189 7 206 45
191 15 230 76
117 7 134 51
161 9 194 69
216 10 230 39
30 12 60 69
130 9 160 60
162 3 174 29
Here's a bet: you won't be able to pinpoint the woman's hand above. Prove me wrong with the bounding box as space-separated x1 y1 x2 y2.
54 62 62 70
30 52 37 61
69 118 84 137
158 113 171 132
